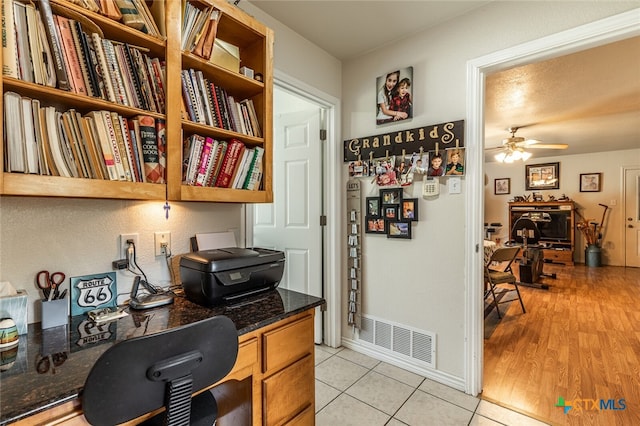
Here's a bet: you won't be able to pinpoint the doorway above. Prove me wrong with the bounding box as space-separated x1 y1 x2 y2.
246 74 342 347
624 167 640 267
465 10 640 396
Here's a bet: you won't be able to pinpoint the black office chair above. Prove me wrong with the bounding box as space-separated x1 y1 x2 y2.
510 217 556 288
82 315 238 426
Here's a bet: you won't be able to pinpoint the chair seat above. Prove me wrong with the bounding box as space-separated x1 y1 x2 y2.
487 270 517 284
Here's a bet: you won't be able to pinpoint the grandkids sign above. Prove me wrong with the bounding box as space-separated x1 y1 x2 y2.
344 120 464 162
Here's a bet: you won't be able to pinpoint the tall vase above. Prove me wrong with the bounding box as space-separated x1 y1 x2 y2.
585 244 601 267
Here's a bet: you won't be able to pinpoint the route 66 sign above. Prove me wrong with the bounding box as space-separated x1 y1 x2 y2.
70 273 117 316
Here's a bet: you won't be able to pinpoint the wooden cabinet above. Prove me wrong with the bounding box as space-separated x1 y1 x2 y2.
509 201 575 265
1 0 272 203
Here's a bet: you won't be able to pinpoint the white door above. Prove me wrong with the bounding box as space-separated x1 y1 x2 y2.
624 168 640 267
252 87 324 342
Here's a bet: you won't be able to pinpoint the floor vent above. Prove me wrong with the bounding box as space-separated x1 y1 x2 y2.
358 315 436 368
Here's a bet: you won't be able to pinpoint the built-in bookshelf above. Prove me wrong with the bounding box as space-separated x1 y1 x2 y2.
1 0 273 203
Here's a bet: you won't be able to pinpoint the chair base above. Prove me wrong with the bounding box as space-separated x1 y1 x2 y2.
141 390 218 426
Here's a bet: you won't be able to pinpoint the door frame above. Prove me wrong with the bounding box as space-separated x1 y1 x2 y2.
245 70 342 348
464 10 640 395
622 166 640 267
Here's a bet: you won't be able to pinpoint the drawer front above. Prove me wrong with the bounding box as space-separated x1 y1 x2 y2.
229 337 258 378
262 354 314 426
262 314 313 374
543 249 573 263
284 405 314 426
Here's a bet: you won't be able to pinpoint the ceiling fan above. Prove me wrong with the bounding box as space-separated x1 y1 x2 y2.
488 127 568 162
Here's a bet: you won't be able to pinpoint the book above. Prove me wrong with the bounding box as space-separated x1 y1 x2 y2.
119 117 142 182
73 21 98 97
121 44 145 109
147 57 165 112
114 0 146 31
3 91 25 172
214 138 244 188
195 137 214 186
30 99 49 175
36 0 70 90
76 113 104 179
135 115 163 183
245 146 264 190
110 112 132 181
202 139 220 186
100 110 127 180
85 111 117 180
55 110 80 177
156 119 166 183
185 134 204 185
55 15 87 95
38 105 57 176
13 1 34 83
2 0 17 78
85 30 106 99
44 106 71 177
127 118 146 182
231 147 251 189
25 2 45 85
60 111 87 178
102 38 128 105
192 8 220 60
242 147 260 189
90 33 116 102
188 68 206 124
35 8 56 87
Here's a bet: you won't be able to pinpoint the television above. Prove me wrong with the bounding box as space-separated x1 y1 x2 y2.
511 211 570 242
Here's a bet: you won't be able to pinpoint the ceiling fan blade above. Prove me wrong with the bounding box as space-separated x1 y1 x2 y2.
484 146 505 152
526 143 569 149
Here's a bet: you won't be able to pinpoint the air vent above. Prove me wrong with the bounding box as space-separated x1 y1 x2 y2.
358 315 435 368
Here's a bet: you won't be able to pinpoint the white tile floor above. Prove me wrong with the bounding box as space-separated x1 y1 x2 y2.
314 345 549 426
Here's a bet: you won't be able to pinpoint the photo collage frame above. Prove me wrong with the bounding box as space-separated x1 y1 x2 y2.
365 189 419 239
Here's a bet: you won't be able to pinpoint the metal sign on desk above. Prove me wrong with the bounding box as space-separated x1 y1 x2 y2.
70 272 117 316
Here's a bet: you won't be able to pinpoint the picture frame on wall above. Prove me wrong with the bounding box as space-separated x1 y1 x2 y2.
365 217 386 234
401 198 418 221
384 206 399 220
376 66 413 125
580 172 602 192
387 221 411 239
494 178 510 195
366 197 381 217
380 188 401 205
525 162 560 190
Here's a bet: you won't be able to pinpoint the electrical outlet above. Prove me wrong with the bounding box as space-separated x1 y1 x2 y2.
120 233 139 259
154 231 171 256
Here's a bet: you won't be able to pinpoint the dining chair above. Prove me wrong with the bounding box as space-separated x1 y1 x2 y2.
484 246 525 319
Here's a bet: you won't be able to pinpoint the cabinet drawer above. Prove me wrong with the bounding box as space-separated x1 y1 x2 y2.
543 249 573 264
262 354 314 426
262 314 313 374
227 337 258 379
284 405 314 426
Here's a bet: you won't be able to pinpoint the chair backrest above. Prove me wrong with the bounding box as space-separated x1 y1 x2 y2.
488 246 520 268
82 315 238 426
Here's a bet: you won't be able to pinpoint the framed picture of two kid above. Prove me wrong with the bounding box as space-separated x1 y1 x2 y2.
376 66 413 125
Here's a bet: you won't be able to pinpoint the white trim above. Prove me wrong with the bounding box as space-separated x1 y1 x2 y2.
247 69 343 348
465 9 640 396
622 165 640 267
343 337 465 392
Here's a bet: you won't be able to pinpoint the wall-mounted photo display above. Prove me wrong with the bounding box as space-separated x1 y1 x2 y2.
366 197 381 217
494 178 510 195
380 188 401 205
401 199 419 221
580 172 601 192
365 217 386 234
384 206 399 220
373 156 398 186
445 147 465 176
387 221 412 239
526 162 560 190
376 66 413 125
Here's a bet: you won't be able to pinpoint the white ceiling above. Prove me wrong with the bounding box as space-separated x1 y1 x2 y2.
248 1 640 161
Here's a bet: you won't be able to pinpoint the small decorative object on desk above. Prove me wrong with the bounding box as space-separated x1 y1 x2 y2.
70 272 117 316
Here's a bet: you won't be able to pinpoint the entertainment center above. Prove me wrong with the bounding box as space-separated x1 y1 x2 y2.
509 201 575 265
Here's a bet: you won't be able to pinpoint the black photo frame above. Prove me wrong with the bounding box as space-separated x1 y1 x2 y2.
387 221 411 239
580 173 602 192
494 178 510 195
366 197 381 217
384 206 399 220
380 188 401 205
365 217 386 234
401 198 418 221
525 162 560 190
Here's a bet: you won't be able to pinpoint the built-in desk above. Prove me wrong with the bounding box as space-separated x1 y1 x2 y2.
0 288 324 426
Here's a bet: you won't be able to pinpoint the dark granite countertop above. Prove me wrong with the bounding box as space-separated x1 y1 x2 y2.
0 288 324 425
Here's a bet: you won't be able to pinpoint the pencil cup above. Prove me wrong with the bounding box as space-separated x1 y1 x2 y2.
41 299 68 329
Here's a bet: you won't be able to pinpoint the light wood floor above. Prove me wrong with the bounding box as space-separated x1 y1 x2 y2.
482 263 640 426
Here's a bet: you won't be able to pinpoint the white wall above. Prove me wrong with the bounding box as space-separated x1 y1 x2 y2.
0 197 242 323
340 2 638 379
485 148 640 266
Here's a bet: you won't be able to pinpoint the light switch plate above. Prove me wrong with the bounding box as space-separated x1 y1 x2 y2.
448 177 462 194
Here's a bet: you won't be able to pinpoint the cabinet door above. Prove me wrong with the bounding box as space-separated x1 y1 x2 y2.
262 354 314 426
262 314 313 375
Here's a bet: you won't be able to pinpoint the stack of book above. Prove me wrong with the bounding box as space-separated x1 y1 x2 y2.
2 0 166 112
63 0 164 37
182 135 263 190
181 68 262 137
181 2 220 60
3 91 166 183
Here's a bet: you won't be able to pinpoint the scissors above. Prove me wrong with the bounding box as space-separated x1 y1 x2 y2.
35 352 67 374
36 270 66 301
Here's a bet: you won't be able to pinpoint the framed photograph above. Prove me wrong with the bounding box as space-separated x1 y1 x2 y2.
380 188 401 205
494 178 510 195
376 66 413 125
387 221 412 239
365 217 386 234
384 206 398 220
366 197 381 217
401 198 418 221
525 162 560 190
580 173 602 192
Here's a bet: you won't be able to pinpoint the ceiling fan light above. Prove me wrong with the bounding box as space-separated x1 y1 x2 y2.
522 151 532 161
495 152 507 162
511 150 523 161
504 154 515 163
